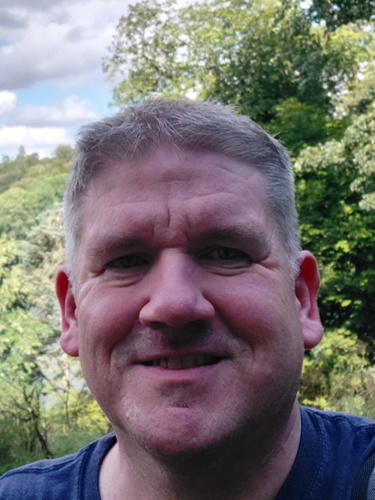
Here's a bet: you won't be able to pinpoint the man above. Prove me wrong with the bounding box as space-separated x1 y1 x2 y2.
1 98 375 499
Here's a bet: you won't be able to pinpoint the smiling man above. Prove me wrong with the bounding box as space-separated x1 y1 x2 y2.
1 99 375 499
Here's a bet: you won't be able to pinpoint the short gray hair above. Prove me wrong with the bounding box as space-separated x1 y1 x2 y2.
64 98 301 276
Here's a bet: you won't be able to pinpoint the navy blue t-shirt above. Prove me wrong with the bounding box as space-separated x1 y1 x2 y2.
0 433 116 500
276 407 375 499
1 407 375 499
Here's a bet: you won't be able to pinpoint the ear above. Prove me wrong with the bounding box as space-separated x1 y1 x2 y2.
56 265 79 357
295 251 324 350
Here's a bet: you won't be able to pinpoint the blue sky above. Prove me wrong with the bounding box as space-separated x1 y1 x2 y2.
0 0 133 159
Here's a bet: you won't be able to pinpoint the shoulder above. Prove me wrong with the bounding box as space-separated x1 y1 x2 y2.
302 406 375 438
303 407 375 498
301 406 375 466
277 407 375 499
0 433 116 500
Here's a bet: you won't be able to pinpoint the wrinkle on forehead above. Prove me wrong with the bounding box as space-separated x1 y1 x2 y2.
93 147 260 191
87 174 264 213
81 201 276 265
78 148 275 253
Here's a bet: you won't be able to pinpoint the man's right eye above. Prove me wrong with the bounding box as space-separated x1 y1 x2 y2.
105 253 148 270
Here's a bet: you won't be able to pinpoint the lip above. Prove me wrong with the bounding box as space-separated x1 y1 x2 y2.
132 350 228 383
141 353 223 370
134 359 224 385
137 348 226 366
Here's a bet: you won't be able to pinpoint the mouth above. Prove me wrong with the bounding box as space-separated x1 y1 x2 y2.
142 354 223 370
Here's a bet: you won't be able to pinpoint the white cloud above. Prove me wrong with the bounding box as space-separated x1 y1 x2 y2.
0 0 138 158
0 8 27 30
0 0 132 90
0 126 70 149
8 95 98 127
0 91 16 116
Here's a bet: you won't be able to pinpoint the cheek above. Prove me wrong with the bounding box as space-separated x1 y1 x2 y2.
76 293 139 408
77 289 143 353
214 280 303 353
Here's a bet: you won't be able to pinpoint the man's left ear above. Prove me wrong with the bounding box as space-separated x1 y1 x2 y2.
295 251 324 350
56 265 80 357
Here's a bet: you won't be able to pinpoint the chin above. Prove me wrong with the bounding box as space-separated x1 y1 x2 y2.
144 408 220 453
127 407 257 464
111 404 230 460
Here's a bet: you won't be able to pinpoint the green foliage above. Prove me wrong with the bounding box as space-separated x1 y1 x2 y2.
103 0 374 154
300 328 370 414
269 98 329 153
309 0 375 30
0 148 70 239
104 0 187 101
0 175 67 239
295 99 375 351
0 150 109 474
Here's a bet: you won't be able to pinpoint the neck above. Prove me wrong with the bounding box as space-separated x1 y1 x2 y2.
100 403 301 500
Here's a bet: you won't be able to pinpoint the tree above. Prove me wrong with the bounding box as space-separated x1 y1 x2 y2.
53 145 74 163
309 0 375 30
300 328 370 414
103 0 373 153
103 0 187 102
0 235 54 464
295 99 375 353
0 175 67 239
0 150 110 472
0 206 109 472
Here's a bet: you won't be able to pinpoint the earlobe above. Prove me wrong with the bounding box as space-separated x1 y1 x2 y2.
295 251 324 350
56 265 80 357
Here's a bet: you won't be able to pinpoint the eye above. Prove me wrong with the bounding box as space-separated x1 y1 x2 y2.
199 246 252 267
105 253 149 270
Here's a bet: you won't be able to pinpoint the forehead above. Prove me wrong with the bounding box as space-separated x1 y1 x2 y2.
79 148 273 246
85 148 268 203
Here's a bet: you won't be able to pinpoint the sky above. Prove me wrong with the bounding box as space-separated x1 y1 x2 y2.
0 0 134 159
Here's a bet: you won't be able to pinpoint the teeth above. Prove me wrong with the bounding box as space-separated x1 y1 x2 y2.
182 355 196 369
196 354 205 367
149 355 219 369
168 356 183 369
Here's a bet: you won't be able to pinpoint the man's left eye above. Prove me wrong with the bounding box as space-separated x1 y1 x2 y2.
199 247 252 266
105 253 148 270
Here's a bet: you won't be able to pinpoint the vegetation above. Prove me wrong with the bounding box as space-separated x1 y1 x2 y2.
0 147 110 475
1 0 374 472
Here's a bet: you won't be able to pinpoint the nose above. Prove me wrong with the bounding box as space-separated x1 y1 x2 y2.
139 252 215 328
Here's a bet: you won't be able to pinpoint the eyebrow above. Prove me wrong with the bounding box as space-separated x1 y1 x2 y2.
85 223 270 260
194 225 269 245
86 234 148 258
194 225 275 264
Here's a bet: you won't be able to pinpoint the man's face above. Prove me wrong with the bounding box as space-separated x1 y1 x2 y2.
57 148 322 457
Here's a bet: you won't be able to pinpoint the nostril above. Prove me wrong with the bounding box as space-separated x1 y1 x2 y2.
139 283 215 328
